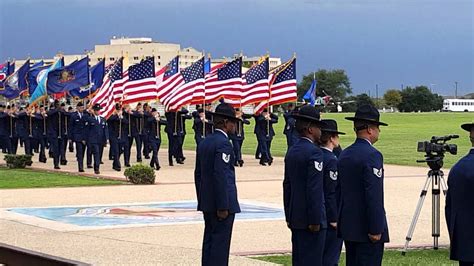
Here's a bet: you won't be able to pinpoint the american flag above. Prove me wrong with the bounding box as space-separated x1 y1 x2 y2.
232 57 270 107
90 58 124 118
254 57 297 114
164 57 205 111
204 57 242 103
156 56 181 104
121 57 156 105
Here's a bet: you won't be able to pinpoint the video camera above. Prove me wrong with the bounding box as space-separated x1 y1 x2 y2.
417 135 458 155
417 135 458 170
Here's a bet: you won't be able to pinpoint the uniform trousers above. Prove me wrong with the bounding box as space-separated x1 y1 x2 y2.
75 141 86 170
323 226 343 266
344 240 384 266
291 228 326 266
202 212 235 266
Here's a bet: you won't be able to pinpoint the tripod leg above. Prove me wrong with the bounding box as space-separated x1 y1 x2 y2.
439 173 448 196
432 174 441 250
402 174 432 255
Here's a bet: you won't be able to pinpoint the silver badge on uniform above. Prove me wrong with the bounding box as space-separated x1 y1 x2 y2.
314 161 323 171
222 153 230 163
373 168 383 178
329 171 338 180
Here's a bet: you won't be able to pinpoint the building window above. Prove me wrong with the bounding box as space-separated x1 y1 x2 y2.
134 56 139 60
157 62 161 66
110 57 115 61
157 56 161 59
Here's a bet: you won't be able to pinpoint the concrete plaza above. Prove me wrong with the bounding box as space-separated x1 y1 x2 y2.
0 147 451 265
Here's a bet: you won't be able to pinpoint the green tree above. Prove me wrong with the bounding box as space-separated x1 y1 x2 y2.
383 89 402 107
397 86 443 112
297 69 352 101
341 93 374 112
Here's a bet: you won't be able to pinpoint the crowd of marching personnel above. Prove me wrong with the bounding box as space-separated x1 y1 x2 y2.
1 99 472 266
0 98 287 174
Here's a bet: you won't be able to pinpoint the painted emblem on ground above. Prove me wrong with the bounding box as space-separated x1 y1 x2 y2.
5 201 284 230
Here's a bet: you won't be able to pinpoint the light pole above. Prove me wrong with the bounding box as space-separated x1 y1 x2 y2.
454 81 458 99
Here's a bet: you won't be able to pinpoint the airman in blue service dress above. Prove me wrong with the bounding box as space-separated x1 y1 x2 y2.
70 102 88 172
0 104 13 154
192 108 212 147
255 108 278 166
283 105 327 266
194 102 241 266
337 104 389 266
108 104 129 171
445 122 474 266
86 104 108 174
320 119 345 266
45 100 63 169
230 108 251 167
283 103 298 149
147 108 167 170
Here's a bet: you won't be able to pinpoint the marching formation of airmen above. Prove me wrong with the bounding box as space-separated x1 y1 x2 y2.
0 99 284 174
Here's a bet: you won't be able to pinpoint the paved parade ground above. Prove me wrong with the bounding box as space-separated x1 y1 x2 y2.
0 147 450 265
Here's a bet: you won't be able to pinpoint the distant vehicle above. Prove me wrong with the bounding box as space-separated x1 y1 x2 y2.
443 99 474 112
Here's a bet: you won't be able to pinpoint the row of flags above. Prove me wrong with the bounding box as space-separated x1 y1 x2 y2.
0 54 297 117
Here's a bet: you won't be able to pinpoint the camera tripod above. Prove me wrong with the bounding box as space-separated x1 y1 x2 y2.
402 159 448 255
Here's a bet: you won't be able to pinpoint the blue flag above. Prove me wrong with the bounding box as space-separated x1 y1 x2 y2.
204 59 211 74
30 60 44 69
69 59 105 99
27 65 50 96
47 57 90 94
0 60 31 99
29 58 63 104
303 79 317 106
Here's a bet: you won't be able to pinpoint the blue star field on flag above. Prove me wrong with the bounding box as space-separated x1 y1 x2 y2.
129 57 155 81
218 57 242 81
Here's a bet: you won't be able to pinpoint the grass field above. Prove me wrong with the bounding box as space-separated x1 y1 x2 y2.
0 168 124 189
253 249 455 265
160 112 473 168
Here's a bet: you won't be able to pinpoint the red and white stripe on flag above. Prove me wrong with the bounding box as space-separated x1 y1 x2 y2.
204 63 242 103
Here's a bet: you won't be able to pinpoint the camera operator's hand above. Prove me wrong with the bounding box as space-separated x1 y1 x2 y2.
368 233 381 242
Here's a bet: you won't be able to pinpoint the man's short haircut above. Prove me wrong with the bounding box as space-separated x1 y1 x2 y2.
296 119 316 135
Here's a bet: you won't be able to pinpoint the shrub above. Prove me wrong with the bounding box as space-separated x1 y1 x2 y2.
124 164 156 184
4 154 33 169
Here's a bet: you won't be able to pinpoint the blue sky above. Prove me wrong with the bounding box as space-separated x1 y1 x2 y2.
0 0 472 96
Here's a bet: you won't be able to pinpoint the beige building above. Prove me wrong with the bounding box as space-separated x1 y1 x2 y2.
14 37 282 74
87 37 203 70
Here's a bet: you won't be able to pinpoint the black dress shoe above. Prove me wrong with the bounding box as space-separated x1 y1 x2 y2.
94 170 100 174
60 161 67 165
100 161 104 164
54 166 61 170
87 165 93 169
79 169 85 173
144 156 150 159
39 158 47 163
176 159 184 165
181 157 186 162
234 162 239 167
113 167 121 171
137 159 142 163
156 165 161 171
125 164 131 167
239 160 244 167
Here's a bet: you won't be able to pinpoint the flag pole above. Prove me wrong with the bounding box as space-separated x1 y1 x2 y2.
202 51 207 138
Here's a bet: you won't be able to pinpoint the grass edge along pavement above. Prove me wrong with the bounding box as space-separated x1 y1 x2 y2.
251 248 455 265
159 112 472 168
0 168 125 189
